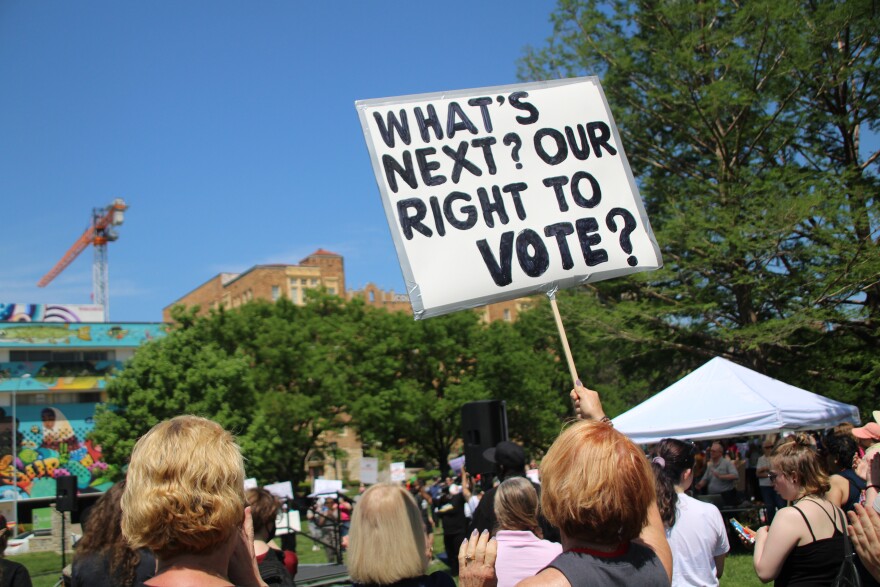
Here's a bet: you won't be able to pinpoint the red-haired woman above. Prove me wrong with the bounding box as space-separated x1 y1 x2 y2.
460 383 672 586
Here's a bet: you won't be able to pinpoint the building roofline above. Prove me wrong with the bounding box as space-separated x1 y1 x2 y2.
163 273 234 310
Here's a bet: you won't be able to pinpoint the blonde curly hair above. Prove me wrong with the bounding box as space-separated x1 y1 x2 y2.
121 415 245 557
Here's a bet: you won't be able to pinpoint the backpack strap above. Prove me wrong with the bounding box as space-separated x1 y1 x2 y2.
836 506 854 561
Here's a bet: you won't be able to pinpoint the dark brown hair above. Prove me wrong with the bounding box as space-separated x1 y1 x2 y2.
75 481 143 586
246 487 280 539
650 439 696 528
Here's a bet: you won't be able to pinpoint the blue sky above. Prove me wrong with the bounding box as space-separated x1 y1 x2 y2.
0 1 558 322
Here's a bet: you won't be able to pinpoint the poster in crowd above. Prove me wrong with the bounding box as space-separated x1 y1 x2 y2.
390 461 406 483
357 77 662 318
311 478 343 498
265 480 294 501
360 456 378 485
448 455 465 475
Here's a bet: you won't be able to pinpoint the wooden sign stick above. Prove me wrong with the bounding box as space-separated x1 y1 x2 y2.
547 291 579 386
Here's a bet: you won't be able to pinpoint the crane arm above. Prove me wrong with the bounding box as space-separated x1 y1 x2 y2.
37 227 95 287
36 201 127 288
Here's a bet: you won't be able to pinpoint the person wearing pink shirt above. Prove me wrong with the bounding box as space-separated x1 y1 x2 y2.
491 477 562 587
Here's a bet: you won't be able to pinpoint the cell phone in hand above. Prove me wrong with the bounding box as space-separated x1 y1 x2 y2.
729 518 757 543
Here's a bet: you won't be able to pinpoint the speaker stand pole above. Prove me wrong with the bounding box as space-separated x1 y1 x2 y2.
60 509 66 571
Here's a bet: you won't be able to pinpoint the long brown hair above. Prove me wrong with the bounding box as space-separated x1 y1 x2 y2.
75 481 142 586
650 439 697 528
494 477 541 534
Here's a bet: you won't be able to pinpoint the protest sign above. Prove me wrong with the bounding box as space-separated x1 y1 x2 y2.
275 507 301 536
311 478 343 498
448 455 465 475
390 461 406 483
265 480 294 501
356 77 662 319
360 457 378 485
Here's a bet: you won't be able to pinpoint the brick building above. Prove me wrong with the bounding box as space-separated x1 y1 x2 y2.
165 249 531 324
163 250 345 321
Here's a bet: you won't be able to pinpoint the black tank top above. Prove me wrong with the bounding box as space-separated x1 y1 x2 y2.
775 502 845 587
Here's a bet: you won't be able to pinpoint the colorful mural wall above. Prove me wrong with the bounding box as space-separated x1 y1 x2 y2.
0 320 167 502
0 323 164 347
0 303 105 323
0 403 111 500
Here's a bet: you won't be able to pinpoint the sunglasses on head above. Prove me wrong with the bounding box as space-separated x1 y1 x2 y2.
768 472 780 482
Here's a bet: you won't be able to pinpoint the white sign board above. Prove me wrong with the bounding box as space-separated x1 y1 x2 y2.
264 481 294 501
312 478 343 498
448 455 465 475
360 457 379 485
357 77 662 319
275 508 301 536
390 461 406 483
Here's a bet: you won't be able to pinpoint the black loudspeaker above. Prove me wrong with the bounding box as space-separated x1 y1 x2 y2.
461 400 508 476
56 475 78 512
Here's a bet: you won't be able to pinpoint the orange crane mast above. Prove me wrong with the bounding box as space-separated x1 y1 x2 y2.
37 198 128 322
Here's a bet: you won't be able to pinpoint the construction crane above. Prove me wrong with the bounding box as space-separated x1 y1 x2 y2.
37 199 128 322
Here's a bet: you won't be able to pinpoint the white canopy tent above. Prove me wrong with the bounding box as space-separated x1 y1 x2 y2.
613 357 860 444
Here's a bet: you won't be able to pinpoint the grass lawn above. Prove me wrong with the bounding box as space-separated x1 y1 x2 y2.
7 551 67 587
721 553 764 586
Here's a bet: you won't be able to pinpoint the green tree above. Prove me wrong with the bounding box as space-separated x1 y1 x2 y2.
92 295 362 486
475 317 571 452
347 310 490 473
519 0 879 411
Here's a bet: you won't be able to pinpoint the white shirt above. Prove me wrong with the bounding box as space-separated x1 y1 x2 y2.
757 455 772 487
666 492 730 587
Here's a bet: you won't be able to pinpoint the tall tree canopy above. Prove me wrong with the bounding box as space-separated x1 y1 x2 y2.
519 0 879 411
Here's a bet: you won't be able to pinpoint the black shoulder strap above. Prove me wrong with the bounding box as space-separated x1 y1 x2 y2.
791 505 817 541
810 499 843 533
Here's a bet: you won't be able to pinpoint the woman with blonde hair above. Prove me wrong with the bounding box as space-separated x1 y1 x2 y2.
492 477 561 587
348 483 453 587
121 415 267 587
750 433 848 585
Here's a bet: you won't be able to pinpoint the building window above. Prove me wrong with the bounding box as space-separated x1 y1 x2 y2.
16 391 103 405
310 278 319 286
503 309 512 321
290 287 299 304
301 278 308 286
272 286 280 301
10 350 111 362
328 287 336 295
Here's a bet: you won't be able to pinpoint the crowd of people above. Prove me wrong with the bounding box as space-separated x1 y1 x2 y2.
10 389 878 587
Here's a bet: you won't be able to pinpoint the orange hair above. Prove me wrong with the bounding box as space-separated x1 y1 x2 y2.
540 420 655 544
